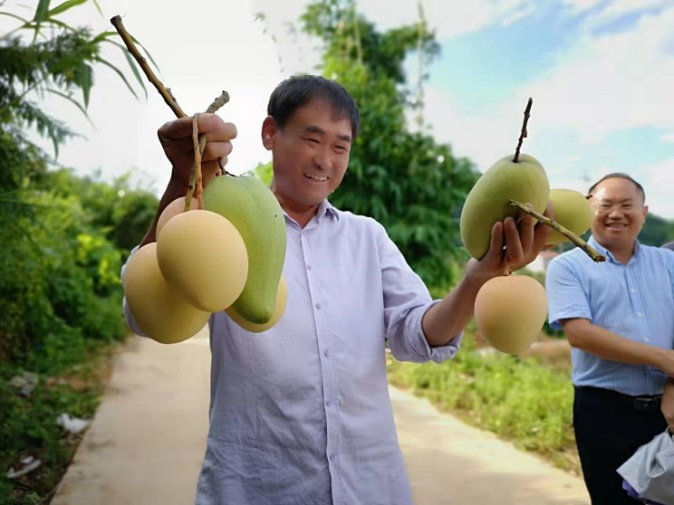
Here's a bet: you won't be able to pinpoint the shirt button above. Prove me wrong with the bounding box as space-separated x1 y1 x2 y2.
329 454 336 462
325 400 331 407
631 288 636 293
645 337 650 342
323 349 329 357
307 265 312 271
637 312 643 317
315 303 321 310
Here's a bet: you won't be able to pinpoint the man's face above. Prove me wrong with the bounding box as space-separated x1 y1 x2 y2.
589 177 648 251
262 99 352 210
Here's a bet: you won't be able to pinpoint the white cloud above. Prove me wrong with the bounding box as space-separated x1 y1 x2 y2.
661 131 674 143
253 0 531 47
525 7 674 143
421 3 674 220
559 0 669 20
589 0 670 25
560 0 604 13
356 0 531 39
8 0 284 190
642 158 674 218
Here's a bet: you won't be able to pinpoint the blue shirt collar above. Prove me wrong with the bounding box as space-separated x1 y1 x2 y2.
588 235 642 264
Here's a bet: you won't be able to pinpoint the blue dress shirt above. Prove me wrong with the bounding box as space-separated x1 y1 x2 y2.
546 236 674 396
124 199 462 505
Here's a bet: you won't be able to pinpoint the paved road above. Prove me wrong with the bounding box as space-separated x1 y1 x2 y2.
53 329 590 505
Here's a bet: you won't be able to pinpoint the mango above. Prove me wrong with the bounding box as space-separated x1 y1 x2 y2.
156 196 198 237
474 274 548 354
122 243 211 344
546 188 593 245
156 209 248 312
460 154 549 259
203 175 287 324
226 275 287 333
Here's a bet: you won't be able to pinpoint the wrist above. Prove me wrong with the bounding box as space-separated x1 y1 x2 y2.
464 259 502 290
167 173 189 195
651 349 671 373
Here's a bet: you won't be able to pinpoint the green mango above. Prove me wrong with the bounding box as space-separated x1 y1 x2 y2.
546 188 593 245
203 175 287 323
460 154 549 260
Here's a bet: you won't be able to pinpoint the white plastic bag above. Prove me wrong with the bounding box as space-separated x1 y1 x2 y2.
618 429 674 505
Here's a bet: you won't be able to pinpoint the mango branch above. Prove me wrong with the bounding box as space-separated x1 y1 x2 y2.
513 98 533 163
181 93 232 211
110 16 231 212
111 15 187 119
186 114 205 210
509 200 606 263
205 91 230 113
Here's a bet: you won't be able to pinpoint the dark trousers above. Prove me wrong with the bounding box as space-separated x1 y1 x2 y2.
574 386 667 505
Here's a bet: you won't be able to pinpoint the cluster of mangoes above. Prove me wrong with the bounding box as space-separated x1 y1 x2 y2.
461 152 594 355
123 175 287 344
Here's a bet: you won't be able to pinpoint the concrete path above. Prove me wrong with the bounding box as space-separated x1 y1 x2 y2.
53 329 590 505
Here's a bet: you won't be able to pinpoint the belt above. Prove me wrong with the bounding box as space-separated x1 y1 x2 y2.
577 386 663 411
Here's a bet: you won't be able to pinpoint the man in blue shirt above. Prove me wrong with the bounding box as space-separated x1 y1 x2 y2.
546 173 674 505
124 75 551 504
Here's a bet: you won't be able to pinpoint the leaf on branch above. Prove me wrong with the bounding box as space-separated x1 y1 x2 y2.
116 45 148 99
94 56 138 99
0 11 30 24
76 62 93 108
46 88 93 125
48 0 88 18
33 0 51 23
130 35 161 73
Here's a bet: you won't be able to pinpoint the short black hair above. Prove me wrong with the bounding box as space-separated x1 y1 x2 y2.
267 75 360 139
587 173 646 202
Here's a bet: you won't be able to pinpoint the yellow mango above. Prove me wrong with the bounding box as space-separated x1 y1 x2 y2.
474 274 548 354
460 154 549 259
122 243 210 344
156 209 248 312
156 196 198 237
546 188 593 245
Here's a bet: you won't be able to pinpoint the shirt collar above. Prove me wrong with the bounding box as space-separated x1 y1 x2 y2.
588 235 642 264
316 199 340 222
282 199 340 227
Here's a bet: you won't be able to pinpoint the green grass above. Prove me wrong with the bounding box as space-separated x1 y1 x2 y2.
0 342 117 504
387 332 581 473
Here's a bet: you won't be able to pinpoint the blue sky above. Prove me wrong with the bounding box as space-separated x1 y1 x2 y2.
424 1 674 195
399 0 674 219
256 0 674 218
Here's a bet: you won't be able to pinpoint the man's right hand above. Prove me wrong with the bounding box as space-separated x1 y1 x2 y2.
662 379 674 430
656 349 674 378
158 113 238 189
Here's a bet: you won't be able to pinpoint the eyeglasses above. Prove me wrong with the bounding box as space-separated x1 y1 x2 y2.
590 201 642 215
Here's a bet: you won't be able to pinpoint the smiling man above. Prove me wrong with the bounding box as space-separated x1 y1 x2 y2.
123 75 552 505
546 173 674 505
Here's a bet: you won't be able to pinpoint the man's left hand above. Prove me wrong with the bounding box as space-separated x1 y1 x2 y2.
466 201 553 289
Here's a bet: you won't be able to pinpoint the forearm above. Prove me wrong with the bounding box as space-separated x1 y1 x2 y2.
565 321 667 370
139 177 188 247
422 276 481 347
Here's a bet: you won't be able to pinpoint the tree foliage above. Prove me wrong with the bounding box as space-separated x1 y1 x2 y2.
0 1 157 366
640 213 674 247
299 0 479 291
